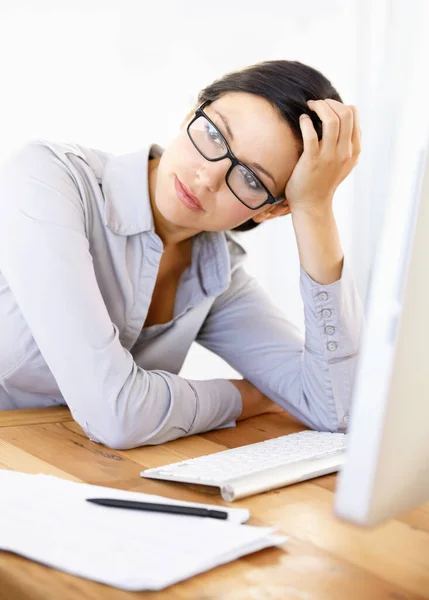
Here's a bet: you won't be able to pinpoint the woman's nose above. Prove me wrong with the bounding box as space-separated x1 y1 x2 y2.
196 158 230 192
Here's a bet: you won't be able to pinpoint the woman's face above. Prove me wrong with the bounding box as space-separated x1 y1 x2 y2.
154 91 301 233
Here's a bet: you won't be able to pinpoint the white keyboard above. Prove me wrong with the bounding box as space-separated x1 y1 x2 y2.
141 430 347 501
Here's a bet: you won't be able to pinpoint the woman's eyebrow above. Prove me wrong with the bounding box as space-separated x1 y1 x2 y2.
249 161 277 187
213 109 277 187
213 109 235 141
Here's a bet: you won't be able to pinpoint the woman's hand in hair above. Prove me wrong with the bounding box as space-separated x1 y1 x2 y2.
285 98 361 216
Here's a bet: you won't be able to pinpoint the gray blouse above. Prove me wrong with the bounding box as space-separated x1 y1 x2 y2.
0 140 364 448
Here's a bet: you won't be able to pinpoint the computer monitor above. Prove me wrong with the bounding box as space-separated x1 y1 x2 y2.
334 138 429 528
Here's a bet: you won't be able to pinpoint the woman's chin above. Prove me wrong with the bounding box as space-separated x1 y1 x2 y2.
156 197 202 229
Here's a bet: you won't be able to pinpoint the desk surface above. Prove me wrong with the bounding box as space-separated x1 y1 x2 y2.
0 407 428 600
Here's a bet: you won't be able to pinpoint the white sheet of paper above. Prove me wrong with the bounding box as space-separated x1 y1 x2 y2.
0 470 287 591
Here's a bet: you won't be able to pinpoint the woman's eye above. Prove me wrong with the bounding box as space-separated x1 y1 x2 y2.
204 122 223 145
241 168 263 191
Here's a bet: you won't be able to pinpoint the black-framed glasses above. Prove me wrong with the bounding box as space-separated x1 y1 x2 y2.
186 101 285 211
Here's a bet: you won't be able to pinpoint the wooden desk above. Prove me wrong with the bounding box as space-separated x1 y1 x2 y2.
0 407 428 600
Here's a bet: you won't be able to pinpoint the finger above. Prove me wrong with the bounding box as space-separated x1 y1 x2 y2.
324 99 354 162
349 105 362 159
307 99 340 154
299 113 319 158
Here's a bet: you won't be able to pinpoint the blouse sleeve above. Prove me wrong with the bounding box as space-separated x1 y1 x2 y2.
0 142 242 449
196 252 365 432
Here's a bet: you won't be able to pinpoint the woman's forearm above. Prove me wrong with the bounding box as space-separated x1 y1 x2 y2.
291 206 344 285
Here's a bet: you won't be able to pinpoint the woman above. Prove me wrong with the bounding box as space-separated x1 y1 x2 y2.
0 60 364 449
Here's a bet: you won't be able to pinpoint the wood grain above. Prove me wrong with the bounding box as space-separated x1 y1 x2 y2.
0 407 428 599
0 406 72 427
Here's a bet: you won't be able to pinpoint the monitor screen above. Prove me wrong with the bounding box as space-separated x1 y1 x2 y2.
334 141 429 527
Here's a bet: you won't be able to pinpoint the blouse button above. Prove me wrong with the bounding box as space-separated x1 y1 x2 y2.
327 341 338 352
325 325 335 335
318 292 328 301
321 308 332 318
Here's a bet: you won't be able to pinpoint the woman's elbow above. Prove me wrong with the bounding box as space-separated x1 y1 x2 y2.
74 414 141 450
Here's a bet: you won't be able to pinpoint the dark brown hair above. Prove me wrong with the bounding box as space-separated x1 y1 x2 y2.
197 60 343 232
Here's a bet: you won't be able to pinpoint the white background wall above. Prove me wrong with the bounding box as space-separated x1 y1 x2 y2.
0 0 424 381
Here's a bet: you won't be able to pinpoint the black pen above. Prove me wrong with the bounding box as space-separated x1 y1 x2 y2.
86 498 229 520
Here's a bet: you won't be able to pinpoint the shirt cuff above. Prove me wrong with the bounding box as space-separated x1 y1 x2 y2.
299 256 363 362
186 378 242 435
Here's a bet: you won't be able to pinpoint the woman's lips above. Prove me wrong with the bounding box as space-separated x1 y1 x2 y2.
174 176 205 212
